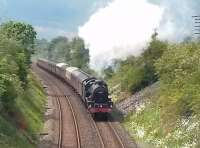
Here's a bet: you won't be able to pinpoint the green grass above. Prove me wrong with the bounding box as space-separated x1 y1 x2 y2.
122 93 200 148
0 72 47 148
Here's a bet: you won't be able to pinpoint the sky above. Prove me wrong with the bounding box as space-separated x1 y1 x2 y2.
0 0 110 39
0 0 200 70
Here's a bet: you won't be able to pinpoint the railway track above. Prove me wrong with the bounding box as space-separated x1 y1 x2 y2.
107 121 125 148
54 88 63 148
52 78 81 148
34 65 81 148
36 70 63 148
90 119 125 148
52 69 125 148
93 120 125 148
34 63 135 148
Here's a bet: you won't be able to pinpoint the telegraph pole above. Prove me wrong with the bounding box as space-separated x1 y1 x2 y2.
192 16 200 35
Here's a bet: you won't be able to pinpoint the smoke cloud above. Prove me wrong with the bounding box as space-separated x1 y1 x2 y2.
79 0 200 70
79 0 163 69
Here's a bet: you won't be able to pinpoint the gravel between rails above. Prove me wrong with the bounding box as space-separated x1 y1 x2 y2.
51 73 104 148
95 121 123 148
34 64 102 148
34 65 79 148
33 63 138 148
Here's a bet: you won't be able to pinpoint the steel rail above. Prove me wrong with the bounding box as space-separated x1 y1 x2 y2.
91 119 106 148
64 94 81 148
108 122 125 148
34 66 63 148
36 64 125 148
41 67 81 148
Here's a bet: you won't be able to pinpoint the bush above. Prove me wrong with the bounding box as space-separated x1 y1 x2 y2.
0 39 24 111
106 38 167 96
155 43 200 126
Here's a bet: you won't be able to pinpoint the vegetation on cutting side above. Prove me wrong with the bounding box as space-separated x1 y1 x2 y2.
104 33 168 102
0 21 36 111
103 32 200 147
0 21 46 147
0 73 46 148
155 43 200 121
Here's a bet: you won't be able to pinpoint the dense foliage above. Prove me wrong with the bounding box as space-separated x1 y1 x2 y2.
105 35 168 101
0 21 36 111
34 36 92 73
0 37 23 110
0 21 36 65
0 21 36 48
155 42 200 126
0 21 46 147
105 33 200 147
0 73 46 148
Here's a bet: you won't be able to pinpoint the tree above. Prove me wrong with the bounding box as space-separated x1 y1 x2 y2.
33 39 49 60
0 21 37 65
0 21 36 48
0 21 36 87
0 37 23 111
48 36 69 61
142 33 168 85
155 42 200 127
69 37 89 69
103 66 114 80
45 36 90 69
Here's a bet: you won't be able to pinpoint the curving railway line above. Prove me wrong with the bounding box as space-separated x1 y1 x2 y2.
51 76 81 148
33 63 136 148
34 64 81 148
93 121 125 148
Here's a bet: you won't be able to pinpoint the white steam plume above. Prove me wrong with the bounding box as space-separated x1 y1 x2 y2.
78 0 163 70
79 0 199 70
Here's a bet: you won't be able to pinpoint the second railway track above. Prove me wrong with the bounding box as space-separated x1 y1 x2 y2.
94 120 125 148
52 77 81 148
34 65 81 148
34 63 136 148
50 67 126 148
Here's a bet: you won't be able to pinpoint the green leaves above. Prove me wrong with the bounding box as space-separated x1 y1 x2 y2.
0 21 36 111
155 43 200 124
0 21 36 49
69 37 89 69
107 37 167 94
37 36 90 70
0 57 22 110
0 21 37 66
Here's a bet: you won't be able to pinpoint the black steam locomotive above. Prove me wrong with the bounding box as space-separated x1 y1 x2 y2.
37 59 113 115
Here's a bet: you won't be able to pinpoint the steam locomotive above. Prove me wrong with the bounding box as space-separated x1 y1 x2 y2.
37 59 113 115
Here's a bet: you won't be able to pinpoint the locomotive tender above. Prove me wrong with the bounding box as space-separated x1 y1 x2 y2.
37 59 113 114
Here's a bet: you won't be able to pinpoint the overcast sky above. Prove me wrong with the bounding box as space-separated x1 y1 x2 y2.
0 0 110 39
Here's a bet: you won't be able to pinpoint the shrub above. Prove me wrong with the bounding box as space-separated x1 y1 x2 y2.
155 43 200 127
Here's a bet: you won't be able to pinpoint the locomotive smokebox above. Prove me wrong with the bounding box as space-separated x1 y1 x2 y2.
89 80 109 103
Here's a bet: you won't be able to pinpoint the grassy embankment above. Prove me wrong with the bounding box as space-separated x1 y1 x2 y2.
0 72 46 148
110 77 200 147
122 85 200 147
107 41 200 147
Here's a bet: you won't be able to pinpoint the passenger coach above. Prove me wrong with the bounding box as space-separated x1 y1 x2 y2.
37 59 113 115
